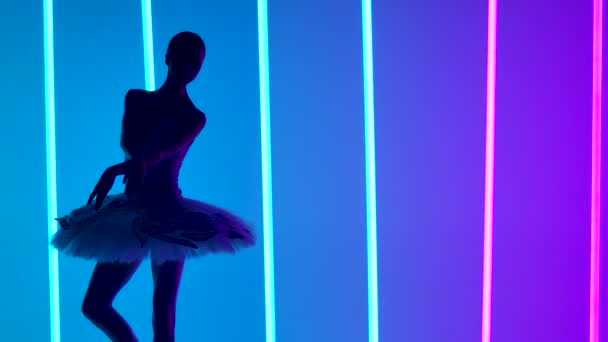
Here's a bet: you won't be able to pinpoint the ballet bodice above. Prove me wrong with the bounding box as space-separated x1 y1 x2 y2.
135 141 193 201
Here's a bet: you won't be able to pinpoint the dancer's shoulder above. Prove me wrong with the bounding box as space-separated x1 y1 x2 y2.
125 88 150 102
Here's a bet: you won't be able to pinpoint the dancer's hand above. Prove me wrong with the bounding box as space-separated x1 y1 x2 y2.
88 167 119 210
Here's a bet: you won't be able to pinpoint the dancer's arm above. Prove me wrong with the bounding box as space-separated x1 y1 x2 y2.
120 89 147 160
87 160 133 209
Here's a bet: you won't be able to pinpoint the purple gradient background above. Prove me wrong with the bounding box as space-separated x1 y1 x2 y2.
374 1 487 341
375 0 605 342
601 2 607 340
492 1 593 341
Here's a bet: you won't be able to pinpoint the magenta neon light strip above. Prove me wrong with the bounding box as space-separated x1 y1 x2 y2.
482 0 497 341
590 0 603 340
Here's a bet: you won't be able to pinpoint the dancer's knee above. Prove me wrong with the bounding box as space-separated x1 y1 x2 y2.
82 297 109 321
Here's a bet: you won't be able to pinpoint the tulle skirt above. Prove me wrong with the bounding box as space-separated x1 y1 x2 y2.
50 193 256 264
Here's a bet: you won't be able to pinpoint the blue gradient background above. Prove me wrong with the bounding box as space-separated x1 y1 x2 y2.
268 0 368 341
0 1 49 341
0 0 606 341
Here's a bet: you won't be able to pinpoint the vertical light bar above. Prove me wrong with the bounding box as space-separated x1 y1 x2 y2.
141 0 155 90
590 0 603 340
141 1 277 340
362 0 379 341
482 0 497 341
43 0 60 341
257 0 276 341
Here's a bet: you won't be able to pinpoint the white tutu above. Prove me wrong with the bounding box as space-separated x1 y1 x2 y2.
50 193 256 264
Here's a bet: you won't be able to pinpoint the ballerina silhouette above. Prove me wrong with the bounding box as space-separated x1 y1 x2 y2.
51 31 255 342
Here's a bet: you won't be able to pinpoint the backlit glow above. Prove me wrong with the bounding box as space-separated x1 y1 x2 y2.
43 0 61 341
589 0 603 341
257 0 277 341
362 0 379 341
482 0 497 341
141 0 155 90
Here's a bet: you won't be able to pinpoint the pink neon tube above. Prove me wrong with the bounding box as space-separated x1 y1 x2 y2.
482 0 497 341
590 0 603 341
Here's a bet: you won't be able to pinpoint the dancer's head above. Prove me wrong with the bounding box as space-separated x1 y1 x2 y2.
165 31 206 86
